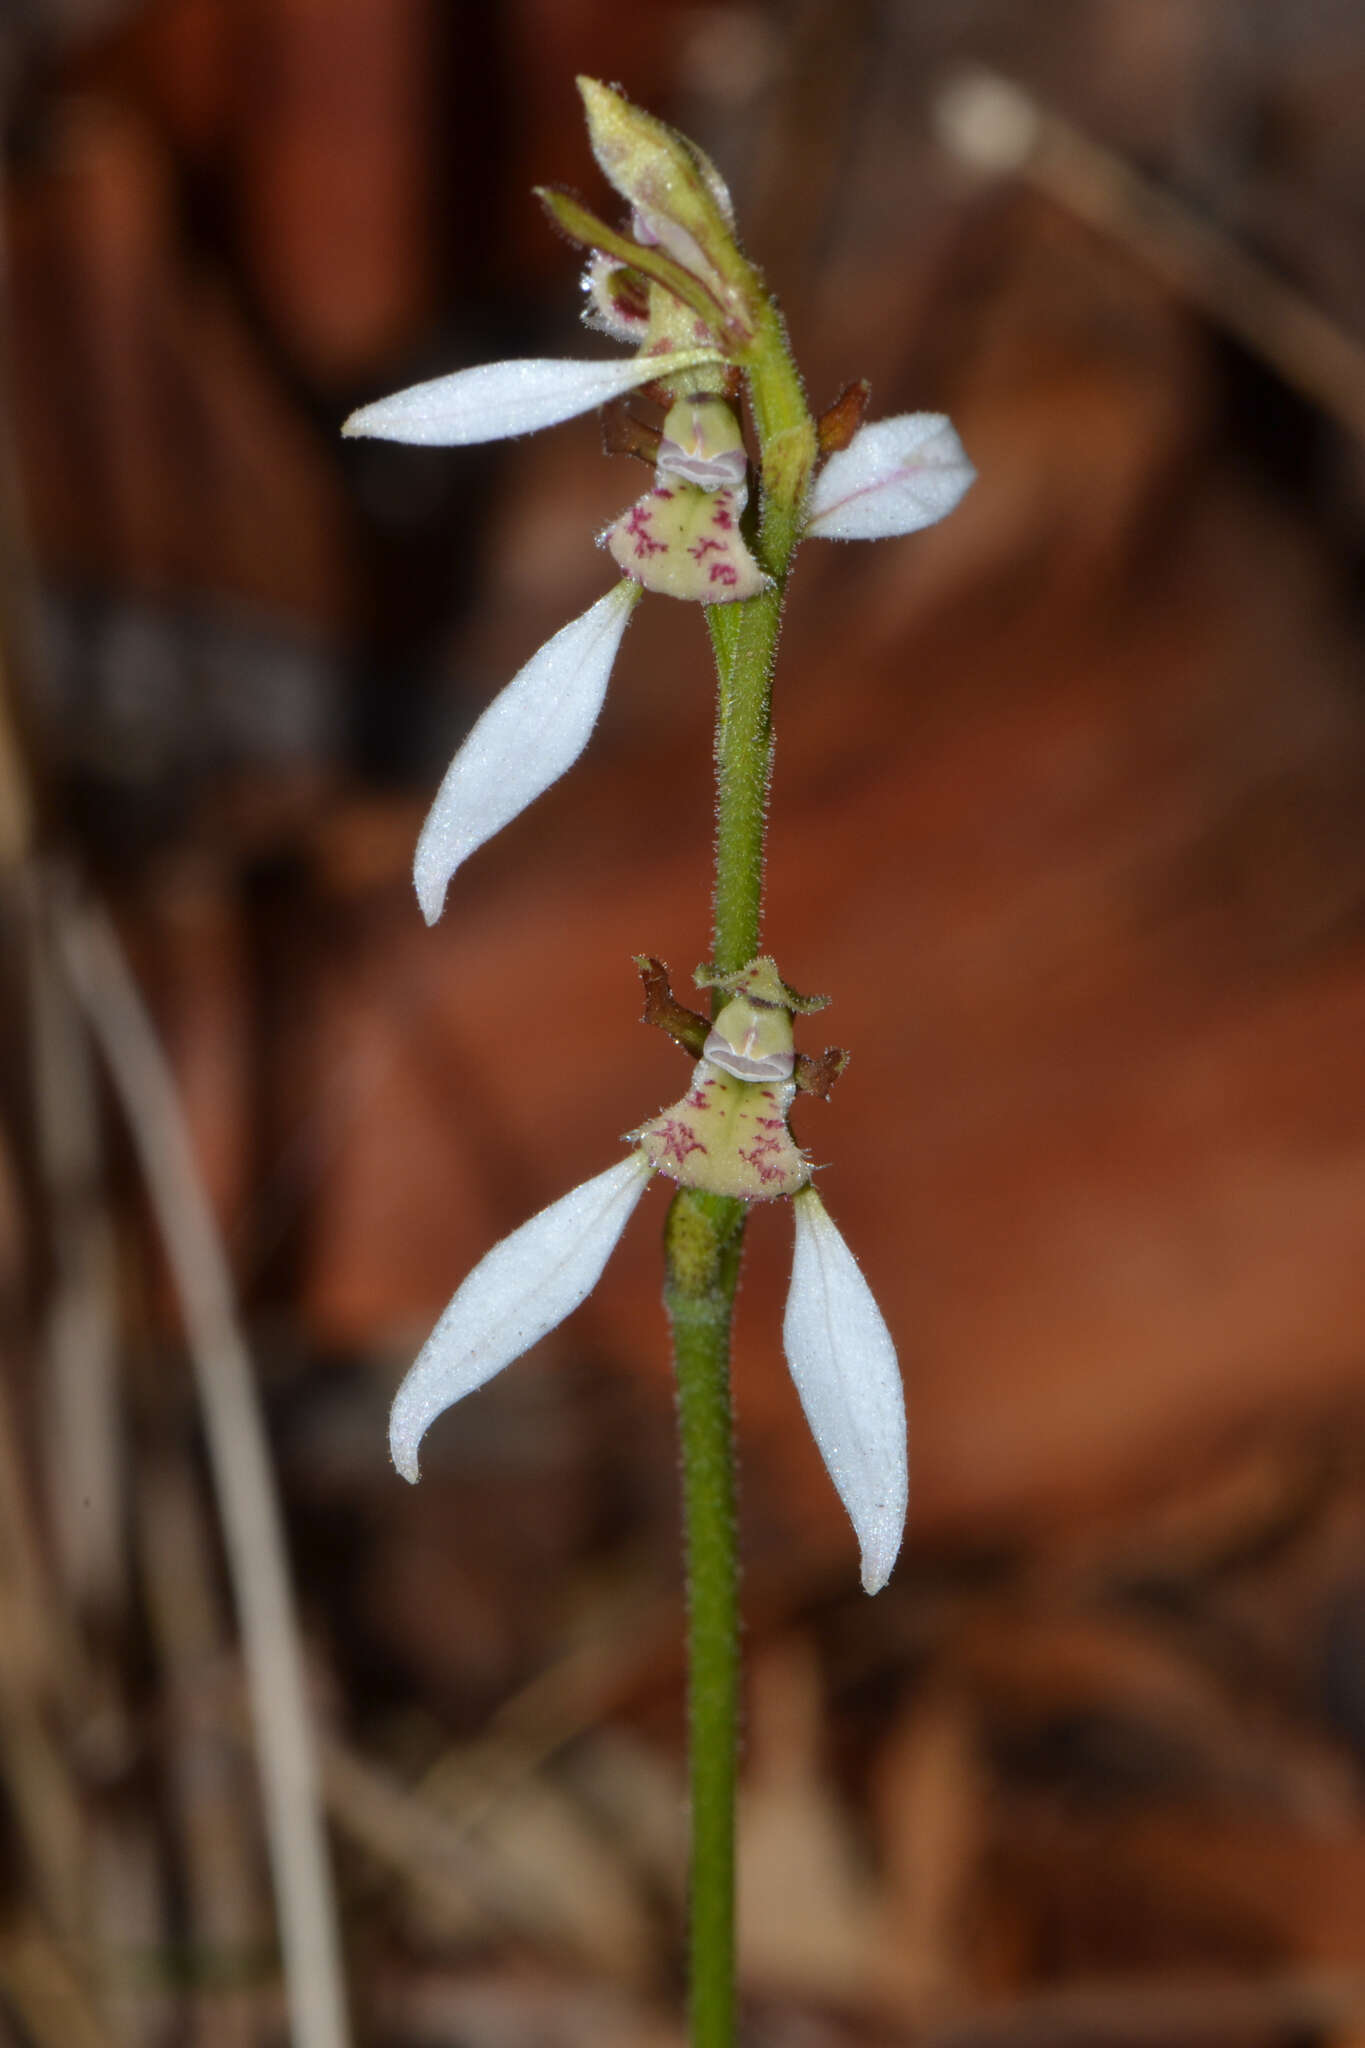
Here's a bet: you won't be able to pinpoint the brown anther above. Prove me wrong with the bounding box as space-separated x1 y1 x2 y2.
816 380 871 457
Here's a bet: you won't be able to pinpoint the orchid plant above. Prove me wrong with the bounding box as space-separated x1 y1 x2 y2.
346 79 973 2048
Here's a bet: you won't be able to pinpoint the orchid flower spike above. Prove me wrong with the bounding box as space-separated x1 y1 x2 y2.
389 958 907 1594
343 81 975 925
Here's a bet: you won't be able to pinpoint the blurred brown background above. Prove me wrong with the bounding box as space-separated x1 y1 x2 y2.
3 0 1365 2042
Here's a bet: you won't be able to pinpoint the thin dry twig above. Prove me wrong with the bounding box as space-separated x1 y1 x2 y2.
936 67 1365 444
56 889 351 2048
24 877 125 1618
0 1385 86 1939
135 1452 271 2046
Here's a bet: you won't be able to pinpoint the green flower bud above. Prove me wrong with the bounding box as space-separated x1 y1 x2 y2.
577 78 758 339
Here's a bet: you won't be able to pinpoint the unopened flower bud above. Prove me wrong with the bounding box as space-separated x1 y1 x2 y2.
577 78 757 337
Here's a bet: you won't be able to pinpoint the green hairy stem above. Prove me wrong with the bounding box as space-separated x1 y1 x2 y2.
664 296 815 2048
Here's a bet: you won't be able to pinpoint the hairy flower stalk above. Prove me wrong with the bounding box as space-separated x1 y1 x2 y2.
350 77 973 2048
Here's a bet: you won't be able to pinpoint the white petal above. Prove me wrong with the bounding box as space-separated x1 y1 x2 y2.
805 414 975 541
390 1154 654 1482
414 582 639 923
342 348 722 446
783 1188 907 1593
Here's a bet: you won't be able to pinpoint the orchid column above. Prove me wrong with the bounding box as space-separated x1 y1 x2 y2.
346 78 974 2048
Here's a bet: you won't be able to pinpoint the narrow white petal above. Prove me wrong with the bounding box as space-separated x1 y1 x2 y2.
342 348 723 446
783 1188 907 1593
805 414 975 541
414 581 639 923
389 1154 653 1482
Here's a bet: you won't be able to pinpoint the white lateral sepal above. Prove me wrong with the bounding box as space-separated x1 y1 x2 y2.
342 348 723 446
782 1187 907 1593
390 1153 654 1482
414 581 639 923
805 413 975 541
